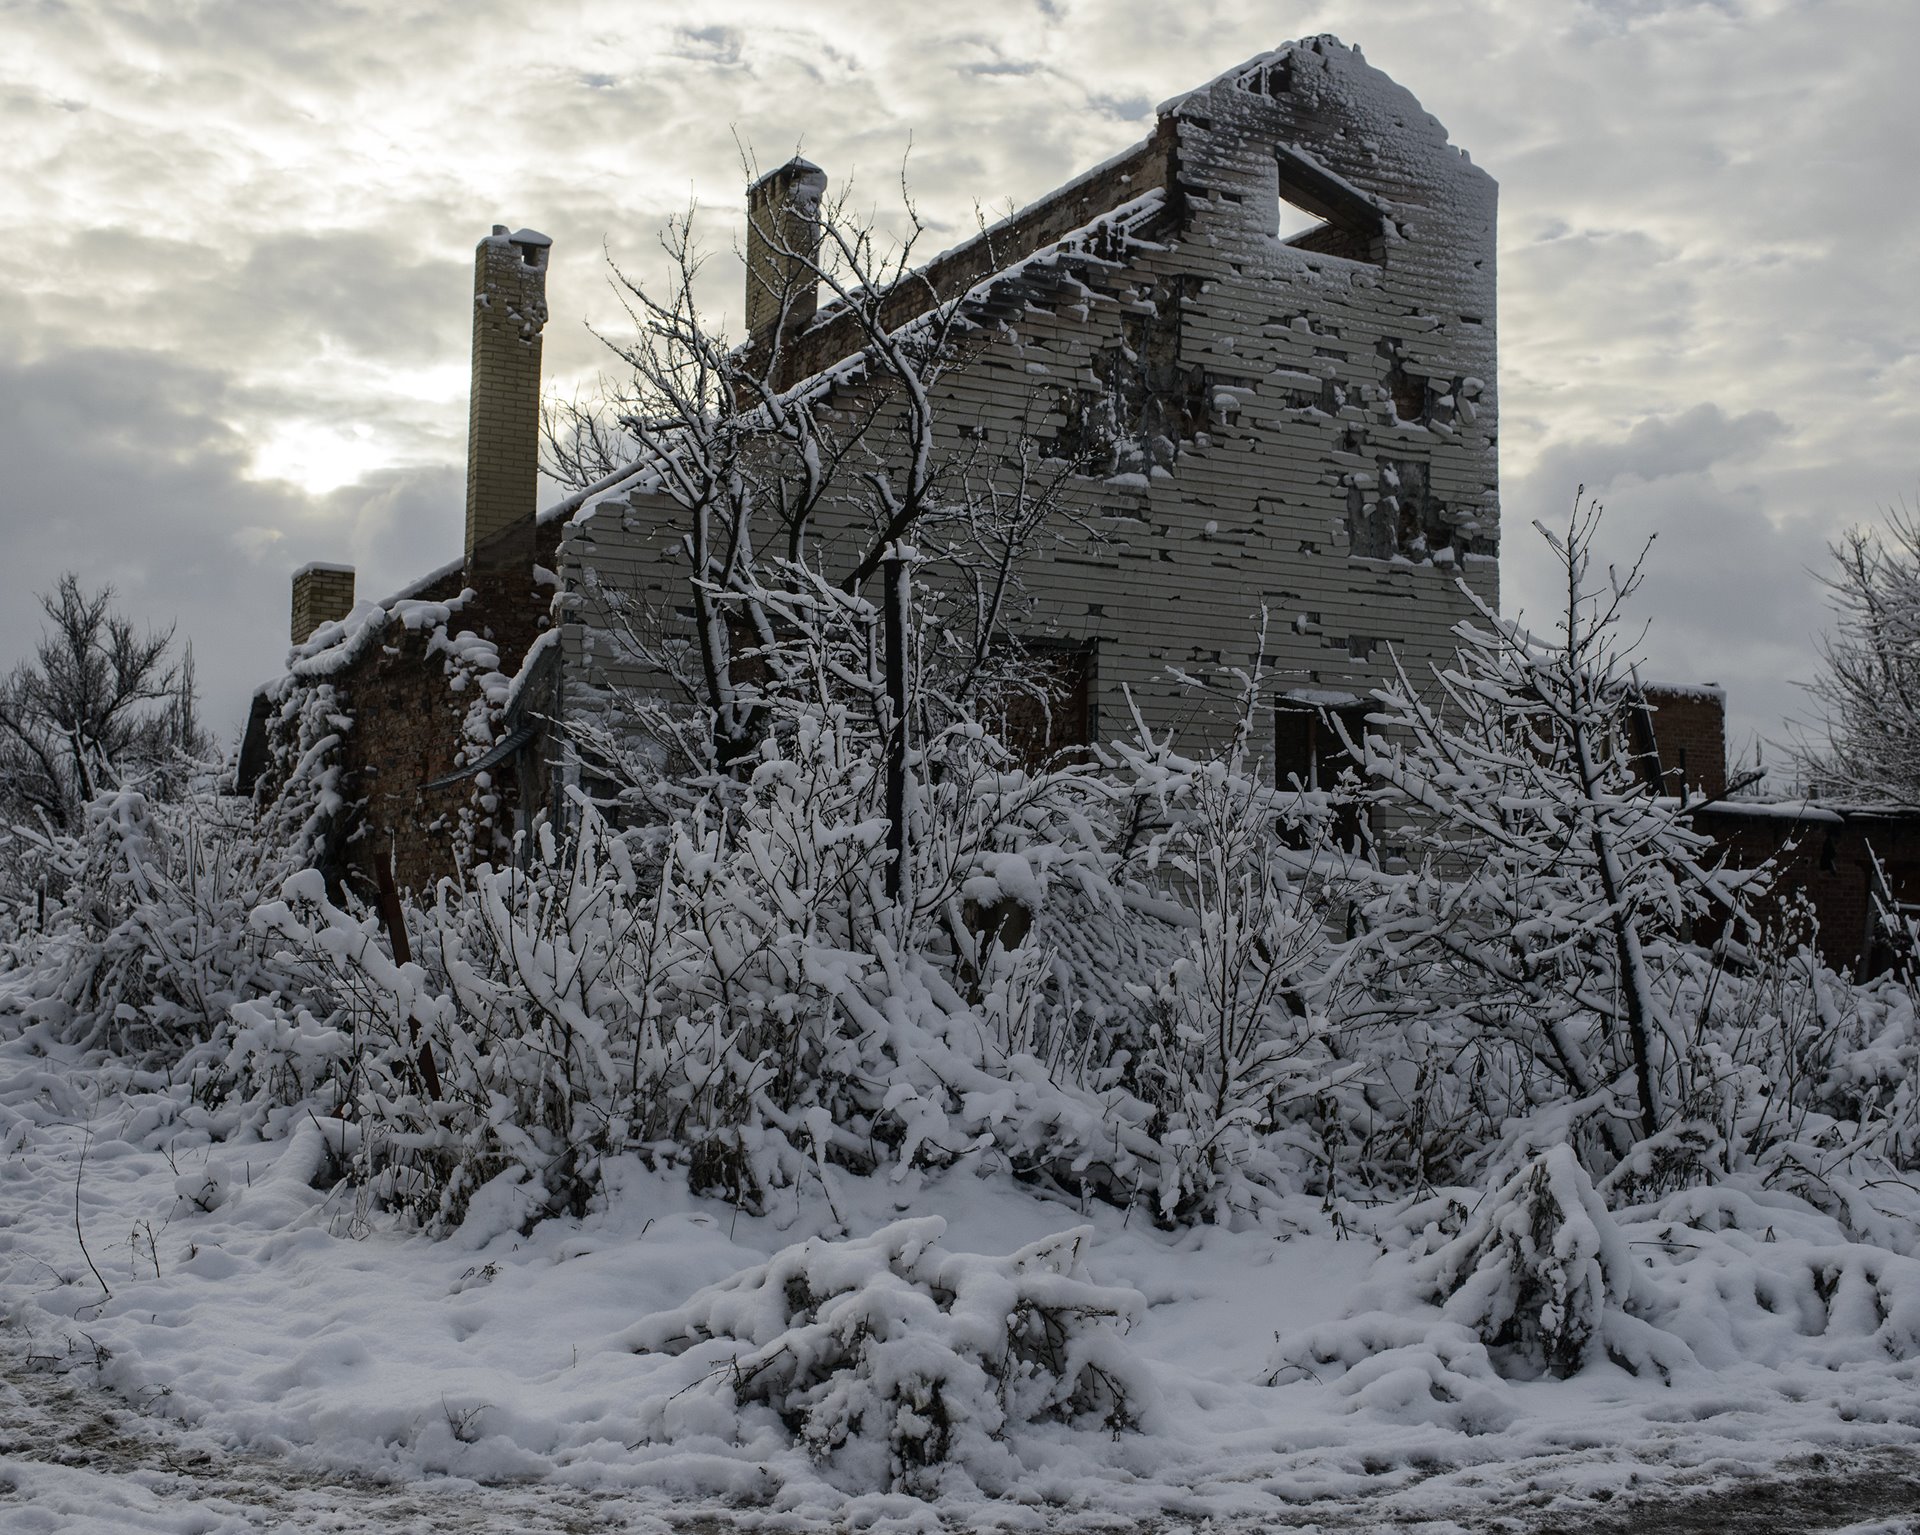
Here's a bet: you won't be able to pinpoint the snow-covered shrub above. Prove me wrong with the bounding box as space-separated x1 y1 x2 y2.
4 789 296 1059
245 718 1119 1229
1419 1144 1685 1380
1349 510 1769 1183
1610 1183 1920 1367
1598 1115 1728 1206
1266 1313 1516 1435
625 1217 1154 1496
241 676 1378 1232
1102 691 1364 1221
1644 929 1920 1249
245 662 355 884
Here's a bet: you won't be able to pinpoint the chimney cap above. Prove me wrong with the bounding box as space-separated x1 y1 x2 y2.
481 225 552 250
750 157 825 193
292 560 355 579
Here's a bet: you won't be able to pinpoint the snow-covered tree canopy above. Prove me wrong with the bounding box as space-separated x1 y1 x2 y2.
1798 505 1920 805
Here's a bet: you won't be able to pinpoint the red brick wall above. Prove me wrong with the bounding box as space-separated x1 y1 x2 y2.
1694 803 1920 974
322 516 560 894
1642 685 1727 800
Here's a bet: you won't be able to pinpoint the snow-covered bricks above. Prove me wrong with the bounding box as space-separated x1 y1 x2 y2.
244 511 564 892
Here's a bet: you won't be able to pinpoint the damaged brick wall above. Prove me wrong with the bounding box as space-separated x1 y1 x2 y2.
562 37 1500 763
265 515 563 895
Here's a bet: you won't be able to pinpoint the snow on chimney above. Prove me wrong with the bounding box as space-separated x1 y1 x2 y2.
745 159 827 343
290 562 355 644
465 224 550 570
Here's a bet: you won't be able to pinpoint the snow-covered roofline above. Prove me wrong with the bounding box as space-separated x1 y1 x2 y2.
1160 34 1466 159
1641 681 1727 703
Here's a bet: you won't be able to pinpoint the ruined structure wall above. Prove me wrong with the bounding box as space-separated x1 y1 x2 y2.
264 515 564 895
1642 684 1729 800
344 576 494 893
556 40 1498 771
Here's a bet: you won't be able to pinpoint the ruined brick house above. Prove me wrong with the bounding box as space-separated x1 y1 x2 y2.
233 35 1920 974
243 37 1506 892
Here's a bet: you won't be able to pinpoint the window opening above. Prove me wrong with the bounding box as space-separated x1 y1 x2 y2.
1000 638 1098 767
1273 144 1386 266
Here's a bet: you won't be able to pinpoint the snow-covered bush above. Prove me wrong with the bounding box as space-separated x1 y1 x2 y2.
1419 1144 1684 1380
247 708 1133 1228
1266 1312 1516 1435
624 1217 1154 1495
4 789 297 1060
1611 1182 1920 1367
1638 928 1920 1249
236 671 1378 1233
1103 681 1364 1221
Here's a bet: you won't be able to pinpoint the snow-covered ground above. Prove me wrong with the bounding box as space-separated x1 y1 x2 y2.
6 1033 1920 1532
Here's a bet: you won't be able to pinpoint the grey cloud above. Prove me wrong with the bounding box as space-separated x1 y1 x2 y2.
1531 404 1790 496
671 26 744 66
24 221 471 394
1575 0 1740 24
227 232 465 366
961 58 1046 77
0 346 471 742
1502 466 1832 758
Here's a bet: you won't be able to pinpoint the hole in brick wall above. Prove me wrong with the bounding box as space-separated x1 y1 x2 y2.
1273 145 1385 266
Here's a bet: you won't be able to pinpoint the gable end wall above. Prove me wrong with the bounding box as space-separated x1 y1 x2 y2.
557 39 1499 769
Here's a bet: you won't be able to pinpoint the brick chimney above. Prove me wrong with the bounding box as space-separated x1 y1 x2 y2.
465 225 551 570
291 562 355 644
745 159 827 344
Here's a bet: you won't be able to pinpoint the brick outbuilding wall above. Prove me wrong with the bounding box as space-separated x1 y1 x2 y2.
1641 683 1727 800
252 216 560 895
332 516 562 893
1696 802 1920 976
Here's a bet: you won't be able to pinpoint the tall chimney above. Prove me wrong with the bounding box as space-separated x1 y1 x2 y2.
291 562 355 644
465 224 551 569
745 159 828 344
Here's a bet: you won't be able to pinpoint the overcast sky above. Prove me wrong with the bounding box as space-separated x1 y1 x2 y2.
5 0 1916 762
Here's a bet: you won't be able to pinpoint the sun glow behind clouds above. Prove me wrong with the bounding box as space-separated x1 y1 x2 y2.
249 420 393 495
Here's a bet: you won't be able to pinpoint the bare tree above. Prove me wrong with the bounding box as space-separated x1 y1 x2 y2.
1351 501 1763 1154
544 161 1084 781
0 574 210 833
1795 503 1920 803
